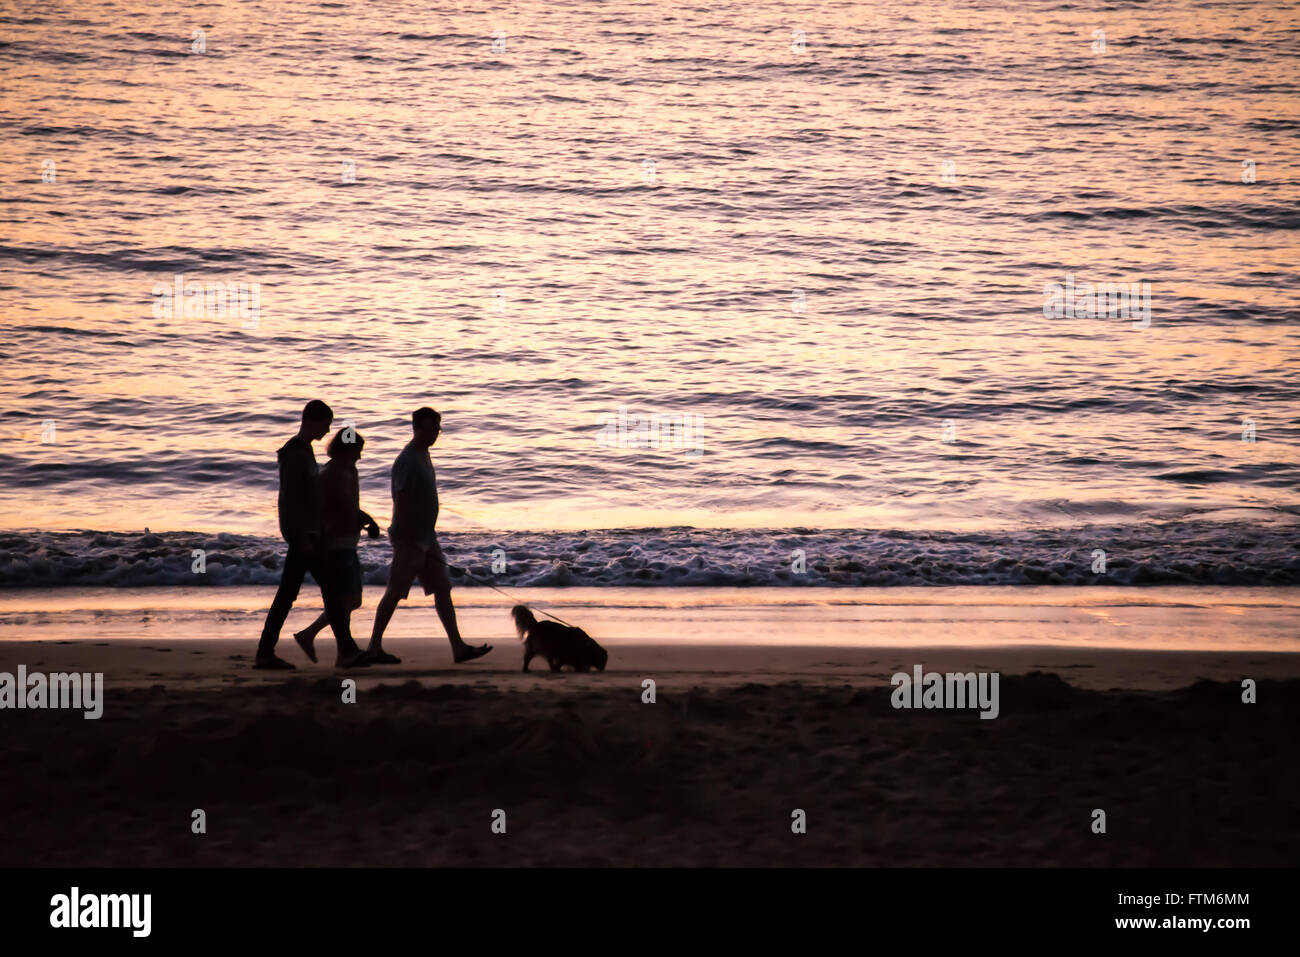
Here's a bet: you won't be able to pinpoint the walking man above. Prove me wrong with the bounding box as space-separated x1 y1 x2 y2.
256 399 368 669
364 407 491 665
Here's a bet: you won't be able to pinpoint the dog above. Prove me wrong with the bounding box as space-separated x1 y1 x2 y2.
512 605 607 673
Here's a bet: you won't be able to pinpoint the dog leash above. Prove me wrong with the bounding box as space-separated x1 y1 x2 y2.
454 567 579 629
375 505 579 628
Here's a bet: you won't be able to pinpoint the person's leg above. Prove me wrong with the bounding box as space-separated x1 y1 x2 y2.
297 557 364 663
368 584 402 650
257 545 307 665
305 550 363 665
430 579 462 643
296 612 330 641
424 544 491 663
292 612 328 664
367 544 418 656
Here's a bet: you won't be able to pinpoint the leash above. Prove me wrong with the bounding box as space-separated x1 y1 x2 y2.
454 566 579 629
374 504 578 628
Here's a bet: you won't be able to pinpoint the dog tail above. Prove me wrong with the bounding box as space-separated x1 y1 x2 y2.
511 604 537 640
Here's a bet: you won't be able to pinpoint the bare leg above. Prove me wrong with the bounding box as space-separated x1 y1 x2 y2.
293 611 329 664
433 583 491 662
432 583 462 642
367 582 403 654
297 612 329 641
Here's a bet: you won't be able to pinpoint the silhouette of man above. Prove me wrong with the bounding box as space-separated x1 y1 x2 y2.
364 407 491 665
255 399 367 669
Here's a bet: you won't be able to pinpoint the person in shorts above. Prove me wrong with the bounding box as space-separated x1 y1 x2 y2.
364 407 492 665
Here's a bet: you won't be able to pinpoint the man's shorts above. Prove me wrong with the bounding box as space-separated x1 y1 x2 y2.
387 538 451 600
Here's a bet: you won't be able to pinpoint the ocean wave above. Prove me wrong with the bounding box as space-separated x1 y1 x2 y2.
1 524 1297 589
1024 203 1300 230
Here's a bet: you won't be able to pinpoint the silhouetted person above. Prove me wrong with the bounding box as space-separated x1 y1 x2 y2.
365 407 491 664
256 400 367 669
293 427 381 662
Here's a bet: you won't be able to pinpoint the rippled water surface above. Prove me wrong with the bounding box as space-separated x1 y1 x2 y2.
2 0 1298 539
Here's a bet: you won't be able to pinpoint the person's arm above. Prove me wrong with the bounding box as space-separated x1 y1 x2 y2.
320 465 351 538
391 484 413 518
280 446 318 553
349 468 378 537
390 458 412 521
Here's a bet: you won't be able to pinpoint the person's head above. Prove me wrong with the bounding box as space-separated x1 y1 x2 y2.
300 399 333 441
326 427 364 463
412 406 441 446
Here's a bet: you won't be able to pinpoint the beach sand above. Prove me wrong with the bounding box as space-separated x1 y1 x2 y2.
2 622 1297 867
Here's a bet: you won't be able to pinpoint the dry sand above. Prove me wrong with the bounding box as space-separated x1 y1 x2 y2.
1 638 1296 866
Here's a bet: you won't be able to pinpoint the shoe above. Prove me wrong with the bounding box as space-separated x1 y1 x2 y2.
452 643 492 664
253 654 296 671
335 650 371 669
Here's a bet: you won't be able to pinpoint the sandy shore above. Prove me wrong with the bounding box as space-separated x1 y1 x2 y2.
6 636 1300 691
2 634 1297 866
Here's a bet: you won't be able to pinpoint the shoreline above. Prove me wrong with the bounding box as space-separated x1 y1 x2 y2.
5 521 1300 589
2 585 1298 653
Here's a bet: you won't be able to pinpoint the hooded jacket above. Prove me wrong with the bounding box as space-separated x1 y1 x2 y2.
276 436 322 546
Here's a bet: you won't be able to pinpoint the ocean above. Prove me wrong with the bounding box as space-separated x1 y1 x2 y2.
2 0 1298 586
